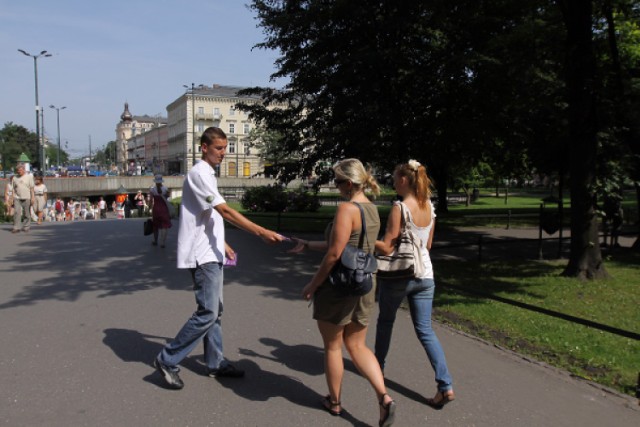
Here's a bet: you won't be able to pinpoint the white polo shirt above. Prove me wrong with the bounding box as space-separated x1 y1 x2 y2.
176 160 226 269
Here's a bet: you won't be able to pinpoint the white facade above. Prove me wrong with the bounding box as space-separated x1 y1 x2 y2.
166 84 267 177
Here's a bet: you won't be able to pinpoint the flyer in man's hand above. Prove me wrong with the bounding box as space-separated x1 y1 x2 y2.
224 254 237 267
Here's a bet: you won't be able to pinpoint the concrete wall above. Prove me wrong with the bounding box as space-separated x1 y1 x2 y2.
1 176 305 199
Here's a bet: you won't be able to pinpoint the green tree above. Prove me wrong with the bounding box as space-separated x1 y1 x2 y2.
241 0 553 210
92 141 117 169
0 122 38 171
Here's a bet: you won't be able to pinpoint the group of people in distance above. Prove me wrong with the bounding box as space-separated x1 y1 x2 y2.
3 164 173 234
153 126 454 427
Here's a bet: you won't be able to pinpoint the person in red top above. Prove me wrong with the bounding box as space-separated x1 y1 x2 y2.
149 176 172 248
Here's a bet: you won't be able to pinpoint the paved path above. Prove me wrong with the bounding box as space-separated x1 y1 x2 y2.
0 219 638 426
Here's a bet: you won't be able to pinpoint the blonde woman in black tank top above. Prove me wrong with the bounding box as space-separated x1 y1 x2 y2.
290 159 396 427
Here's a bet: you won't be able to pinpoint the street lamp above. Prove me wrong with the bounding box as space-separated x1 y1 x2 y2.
18 49 52 170
183 83 196 168
49 105 66 169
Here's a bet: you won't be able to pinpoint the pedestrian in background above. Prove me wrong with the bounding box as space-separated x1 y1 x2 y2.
11 164 35 233
54 196 64 221
33 175 48 225
4 173 15 219
289 159 396 427
149 177 172 248
135 190 145 217
153 127 285 390
374 160 455 410
98 197 107 219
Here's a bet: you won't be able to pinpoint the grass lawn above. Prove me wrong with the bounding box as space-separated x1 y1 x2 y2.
434 250 640 396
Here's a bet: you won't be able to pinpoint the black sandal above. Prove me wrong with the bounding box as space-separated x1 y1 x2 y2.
321 395 341 416
379 393 396 427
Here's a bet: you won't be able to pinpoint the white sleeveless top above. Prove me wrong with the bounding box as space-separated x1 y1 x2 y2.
399 201 436 279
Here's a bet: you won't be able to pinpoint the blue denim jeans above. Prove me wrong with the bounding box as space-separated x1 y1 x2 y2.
158 262 227 371
375 277 453 392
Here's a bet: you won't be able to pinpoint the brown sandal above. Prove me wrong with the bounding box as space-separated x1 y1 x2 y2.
321 395 341 416
426 390 455 410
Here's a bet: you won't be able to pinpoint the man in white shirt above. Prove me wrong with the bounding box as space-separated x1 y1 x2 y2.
154 127 285 389
11 164 35 233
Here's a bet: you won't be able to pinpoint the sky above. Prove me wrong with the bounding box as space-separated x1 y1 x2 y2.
0 0 283 158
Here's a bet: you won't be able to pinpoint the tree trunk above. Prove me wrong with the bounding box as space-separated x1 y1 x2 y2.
559 0 609 279
432 167 449 214
633 183 640 250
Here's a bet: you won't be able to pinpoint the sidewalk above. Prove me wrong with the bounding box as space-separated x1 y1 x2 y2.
0 219 638 426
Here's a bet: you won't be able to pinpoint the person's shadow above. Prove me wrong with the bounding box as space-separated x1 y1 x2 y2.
239 337 325 376
102 328 204 389
236 337 371 425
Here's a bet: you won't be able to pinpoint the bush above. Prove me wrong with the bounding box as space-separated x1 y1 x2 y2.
241 185 320 213
241 185 288 212
287 187 321 212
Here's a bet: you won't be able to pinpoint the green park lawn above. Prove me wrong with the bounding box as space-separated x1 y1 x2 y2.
434 252 640 396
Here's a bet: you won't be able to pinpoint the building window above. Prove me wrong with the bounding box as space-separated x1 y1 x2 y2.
228 162 237 176
244 143 251 155
197 123 204 132
228 140 235 154
229 105 236 116
198 107 204 114
243 123 250 134
243 162 251 177
229 123 235 134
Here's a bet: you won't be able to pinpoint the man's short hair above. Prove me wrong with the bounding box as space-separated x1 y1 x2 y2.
200 127 227 146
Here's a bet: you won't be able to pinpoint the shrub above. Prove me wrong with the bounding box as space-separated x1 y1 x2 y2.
241 185 288 212
241 185 320 213
287 187 321 212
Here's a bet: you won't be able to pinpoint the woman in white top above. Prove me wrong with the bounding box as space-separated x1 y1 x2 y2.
374 160 455 410
4 175 15 217
33 175 48 224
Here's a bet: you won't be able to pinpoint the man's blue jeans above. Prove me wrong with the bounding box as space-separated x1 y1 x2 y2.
375 277 453 392
158 262 226 371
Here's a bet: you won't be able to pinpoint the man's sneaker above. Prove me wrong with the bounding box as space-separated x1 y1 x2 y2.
153 357 184 389
207 364 245 378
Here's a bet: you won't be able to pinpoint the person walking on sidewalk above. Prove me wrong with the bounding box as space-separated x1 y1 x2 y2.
149 178 171 248
374 160 455 410
11 164 35 233
33 175 48 225
153 127 285 390
4 173 15 219
290 159 396 427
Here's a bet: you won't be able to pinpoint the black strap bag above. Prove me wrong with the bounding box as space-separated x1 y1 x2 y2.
328 202 377 296
143 219 153 236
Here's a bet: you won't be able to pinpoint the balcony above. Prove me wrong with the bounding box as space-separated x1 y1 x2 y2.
195 112 223 121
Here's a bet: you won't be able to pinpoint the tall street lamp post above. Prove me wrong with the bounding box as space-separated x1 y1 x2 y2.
18 49 51 170
49 105 66 169
183 83 196 169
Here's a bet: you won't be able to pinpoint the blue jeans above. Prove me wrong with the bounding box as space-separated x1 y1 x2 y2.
375 277 453 392
158 262 227 371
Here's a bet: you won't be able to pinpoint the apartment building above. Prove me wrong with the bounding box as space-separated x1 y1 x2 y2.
165 84 266 177
117 84 272 177
115 103 168 175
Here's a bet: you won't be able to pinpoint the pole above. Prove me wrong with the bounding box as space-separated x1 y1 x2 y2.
34 57 41 169
40 107 46 170
191 83 196 166
18 50 51 170
50 105 66 169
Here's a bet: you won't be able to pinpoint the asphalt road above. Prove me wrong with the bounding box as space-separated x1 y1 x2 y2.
0 218 638 426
